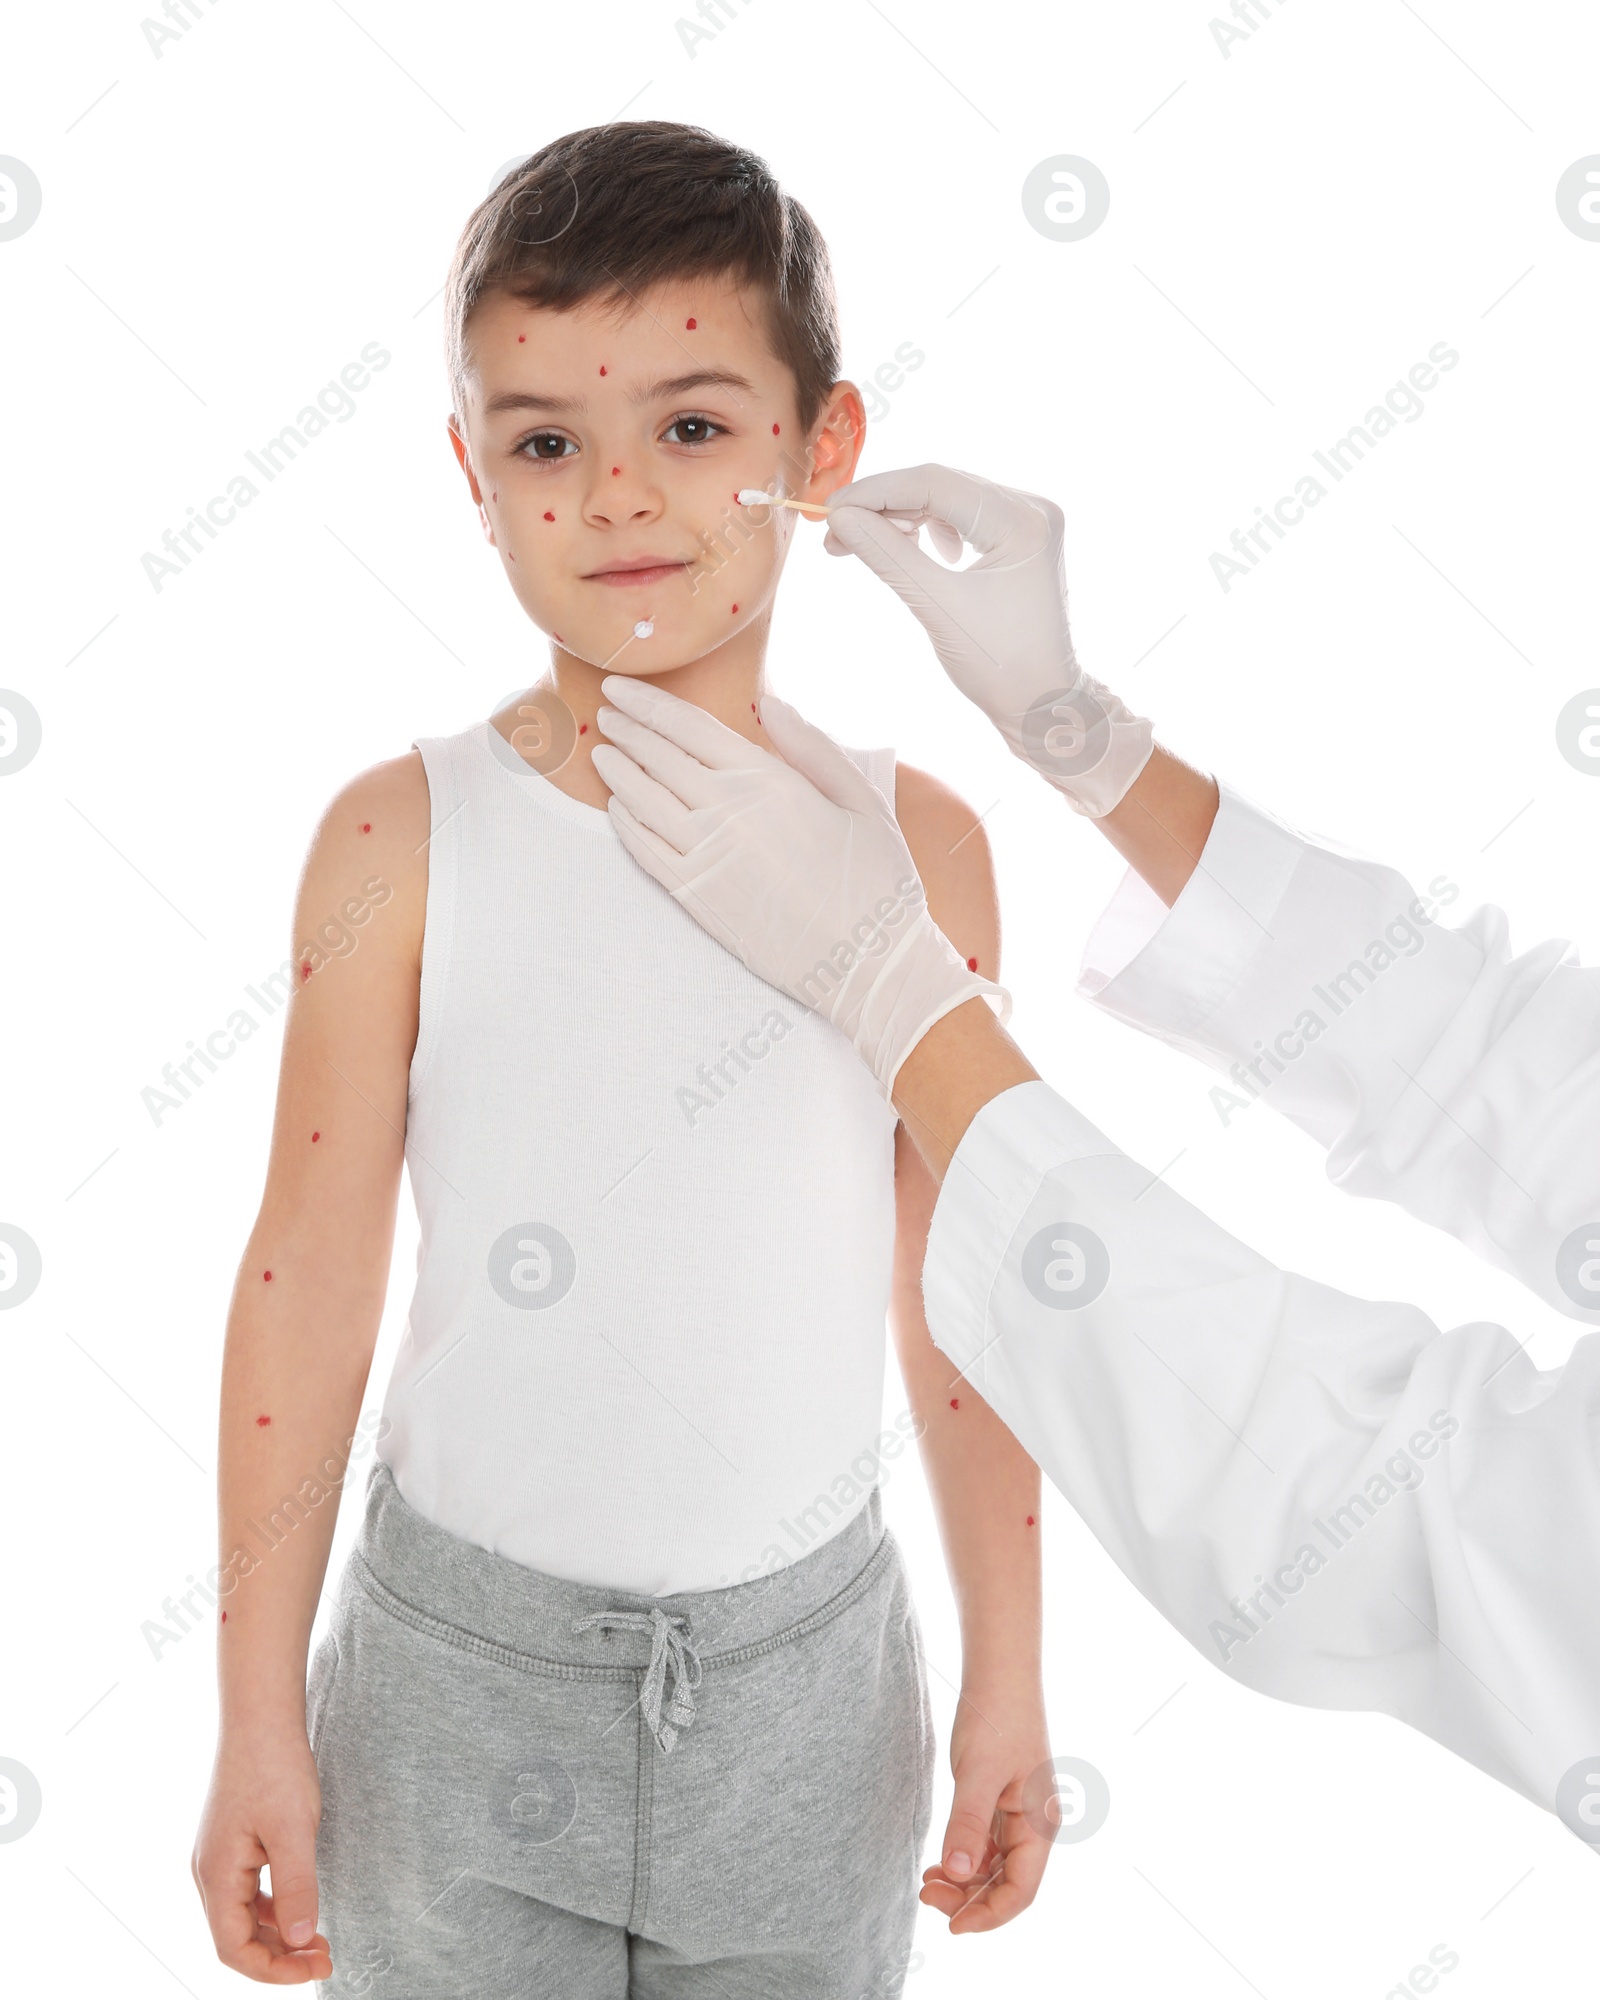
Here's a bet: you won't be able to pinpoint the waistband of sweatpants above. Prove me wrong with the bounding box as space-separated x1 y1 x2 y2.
342 1456 899 1674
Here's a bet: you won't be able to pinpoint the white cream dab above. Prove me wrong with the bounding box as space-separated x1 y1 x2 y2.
633 619 654 639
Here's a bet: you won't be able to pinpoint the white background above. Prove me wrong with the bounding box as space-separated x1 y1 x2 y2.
3 0 1598 1993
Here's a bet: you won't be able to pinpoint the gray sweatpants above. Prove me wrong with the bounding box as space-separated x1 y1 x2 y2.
307 1459 934 1998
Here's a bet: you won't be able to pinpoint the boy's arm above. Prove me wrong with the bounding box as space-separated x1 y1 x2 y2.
890 762 1053 1935
191 751 429 1985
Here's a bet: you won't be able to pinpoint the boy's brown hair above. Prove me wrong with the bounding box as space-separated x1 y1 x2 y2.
445 121 840 434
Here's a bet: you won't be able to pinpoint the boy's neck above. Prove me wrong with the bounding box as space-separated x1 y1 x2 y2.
522 634 769 810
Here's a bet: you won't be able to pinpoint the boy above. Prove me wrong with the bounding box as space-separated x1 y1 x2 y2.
190 121 1049 1994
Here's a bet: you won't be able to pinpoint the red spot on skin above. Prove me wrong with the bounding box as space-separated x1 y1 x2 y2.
256 1414 271 1426
543 511 555 522
1026 1515 1036 1526
579 723 588 735
508 552 516 563
772 423 780 434
553 633 563 643
966 956 978 972
311 1131 320 1143
686 317 697 329
220 1611 227 1623
491 491 497 503
263 1271 273 1282
950 1397 960 1409
360 822 371 833
611 466 621 476
517 334 526 343
600 365 608 376
751 702 757 713
299 963 312 982
731 603 739 614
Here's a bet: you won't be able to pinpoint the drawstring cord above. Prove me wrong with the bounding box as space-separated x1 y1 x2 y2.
573 1606 704 1753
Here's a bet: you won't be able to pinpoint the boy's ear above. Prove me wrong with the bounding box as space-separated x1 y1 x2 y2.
797 384 867 513
448 415 482 496
447 416 495 545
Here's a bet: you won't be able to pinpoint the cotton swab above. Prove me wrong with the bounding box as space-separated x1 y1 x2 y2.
736 488 829 515
735 488 922 535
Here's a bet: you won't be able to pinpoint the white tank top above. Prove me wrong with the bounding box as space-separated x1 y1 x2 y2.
378 717 901 1595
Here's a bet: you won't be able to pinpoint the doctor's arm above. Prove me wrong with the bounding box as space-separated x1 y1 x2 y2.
821 461 1600 1322
898 1000 1600 1831
587 670 1600 1837
1078 784 1600 1324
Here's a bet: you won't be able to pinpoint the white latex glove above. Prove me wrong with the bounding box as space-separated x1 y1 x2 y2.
589 675 1011 1100
822 463 1155 817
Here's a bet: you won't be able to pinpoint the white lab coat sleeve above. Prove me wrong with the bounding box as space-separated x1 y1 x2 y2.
921 1080 1600 1831
1076 784 1600 1324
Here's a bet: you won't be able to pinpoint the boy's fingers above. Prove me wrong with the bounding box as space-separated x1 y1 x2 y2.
918 1873 969 1917
921 1823 1049 1933
200 1854 329 1982
940 1775 1001 1884
983 1822 1051 1920
252 1895 334 1982
257 1819 320 1954
590 739 698 849
599 674 766 772
197 1844 270 1965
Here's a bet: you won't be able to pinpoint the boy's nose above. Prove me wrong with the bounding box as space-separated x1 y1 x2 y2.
587 464 662 523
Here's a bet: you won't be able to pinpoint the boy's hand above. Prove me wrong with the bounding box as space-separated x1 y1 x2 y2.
822 463 1154 818
921 1676 1054 1934
191 1725 332 1984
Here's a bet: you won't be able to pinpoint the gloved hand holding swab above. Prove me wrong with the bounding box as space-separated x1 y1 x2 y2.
736 487 922 535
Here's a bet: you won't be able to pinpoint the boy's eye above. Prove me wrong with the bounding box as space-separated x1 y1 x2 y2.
519 432 575 461
663 414 725 447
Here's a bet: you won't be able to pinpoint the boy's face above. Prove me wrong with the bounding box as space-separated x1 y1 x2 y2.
449 274 864 677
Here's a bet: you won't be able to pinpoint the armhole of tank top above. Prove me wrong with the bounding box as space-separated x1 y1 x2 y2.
407 733 461 1099
857 745 896 815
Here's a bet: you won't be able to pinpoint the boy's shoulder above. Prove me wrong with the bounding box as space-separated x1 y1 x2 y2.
310 748 430 867
294 749 431 967
893 760 994 879
892 760 1000 961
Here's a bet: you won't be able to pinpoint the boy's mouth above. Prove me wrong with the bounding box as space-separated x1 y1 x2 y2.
584 557 692 589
